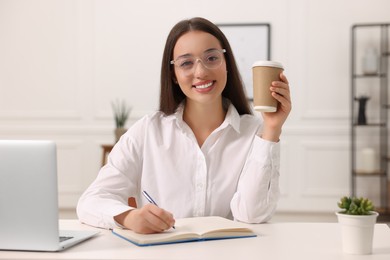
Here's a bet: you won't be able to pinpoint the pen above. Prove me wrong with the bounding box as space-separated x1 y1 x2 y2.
142 190 175 229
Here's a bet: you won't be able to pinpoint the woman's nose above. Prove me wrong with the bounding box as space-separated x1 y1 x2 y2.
193 59 208 77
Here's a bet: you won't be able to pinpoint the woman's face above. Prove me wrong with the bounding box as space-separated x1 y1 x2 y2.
172 30 227 107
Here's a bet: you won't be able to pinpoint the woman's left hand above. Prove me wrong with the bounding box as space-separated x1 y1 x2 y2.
261 72 292 142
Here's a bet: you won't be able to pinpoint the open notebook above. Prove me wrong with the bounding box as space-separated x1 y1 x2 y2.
112 216 257 246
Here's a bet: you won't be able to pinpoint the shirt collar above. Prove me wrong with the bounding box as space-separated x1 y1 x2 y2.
173 99 241 134
224 101 241 133
173 103 186 129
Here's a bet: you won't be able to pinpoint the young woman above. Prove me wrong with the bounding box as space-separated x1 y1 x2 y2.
77 17 291 234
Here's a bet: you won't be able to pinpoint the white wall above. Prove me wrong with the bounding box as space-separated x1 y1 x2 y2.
1 0 389 212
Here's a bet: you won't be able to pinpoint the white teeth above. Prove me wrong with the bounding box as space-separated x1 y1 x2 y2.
195 82 213 89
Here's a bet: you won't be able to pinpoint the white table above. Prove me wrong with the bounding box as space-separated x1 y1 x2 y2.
1 220 390 260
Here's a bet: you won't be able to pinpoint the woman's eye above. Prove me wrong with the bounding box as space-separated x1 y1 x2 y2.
179 60 194 68
206 55 219 62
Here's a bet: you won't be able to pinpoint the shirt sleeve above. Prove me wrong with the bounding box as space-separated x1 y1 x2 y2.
230 136 280 223
76 123 144 229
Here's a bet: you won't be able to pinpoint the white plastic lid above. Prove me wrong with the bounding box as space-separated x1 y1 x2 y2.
252 60 284 69
254 106 277 112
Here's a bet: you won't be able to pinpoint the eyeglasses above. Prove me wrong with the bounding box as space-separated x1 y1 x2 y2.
170 49 226 75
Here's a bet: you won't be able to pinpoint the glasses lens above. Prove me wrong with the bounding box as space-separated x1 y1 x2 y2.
176 56 196 71
201 50 223 69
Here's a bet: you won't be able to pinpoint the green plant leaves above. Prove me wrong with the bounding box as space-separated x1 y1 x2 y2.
337 196 375 215
111 99 131 128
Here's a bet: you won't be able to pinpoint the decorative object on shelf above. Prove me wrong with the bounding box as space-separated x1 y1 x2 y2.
362 47 379 75
351 23 390 220
336 196 378 255
111 99 132 142
360 148 377 173
354 96 370 125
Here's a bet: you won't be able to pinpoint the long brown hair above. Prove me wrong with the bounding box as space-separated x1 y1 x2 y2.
159 17 252 115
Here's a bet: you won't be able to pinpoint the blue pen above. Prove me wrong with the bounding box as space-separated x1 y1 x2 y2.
142 190 175 229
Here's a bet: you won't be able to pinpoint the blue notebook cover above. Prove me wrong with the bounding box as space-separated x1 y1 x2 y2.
112 216 257 247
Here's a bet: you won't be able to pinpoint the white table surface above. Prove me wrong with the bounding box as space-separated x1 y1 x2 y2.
1 220 390 260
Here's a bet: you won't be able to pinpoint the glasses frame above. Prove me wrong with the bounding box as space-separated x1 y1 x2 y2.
170 49 226 73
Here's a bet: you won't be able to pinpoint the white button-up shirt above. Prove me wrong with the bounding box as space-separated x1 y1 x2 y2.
77 103 280 229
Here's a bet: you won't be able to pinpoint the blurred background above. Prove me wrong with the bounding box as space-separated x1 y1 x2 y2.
1 0 389 221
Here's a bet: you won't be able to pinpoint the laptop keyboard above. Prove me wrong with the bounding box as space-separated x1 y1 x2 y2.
59 236 74 242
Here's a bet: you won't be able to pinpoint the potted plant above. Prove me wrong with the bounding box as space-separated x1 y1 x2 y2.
111 99 131 142
335 196 379 255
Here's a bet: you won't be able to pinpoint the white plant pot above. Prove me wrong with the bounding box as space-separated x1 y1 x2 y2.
114 128 127 142
335 211 379 255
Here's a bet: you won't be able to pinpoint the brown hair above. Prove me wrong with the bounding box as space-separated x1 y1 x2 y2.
159 17 252 115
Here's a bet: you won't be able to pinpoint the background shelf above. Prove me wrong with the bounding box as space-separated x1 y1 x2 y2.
353 170 386 176
351 23 390 215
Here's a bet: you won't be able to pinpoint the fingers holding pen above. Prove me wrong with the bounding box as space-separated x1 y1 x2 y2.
141 190 176 230
126 204 175 234
146 204 176 230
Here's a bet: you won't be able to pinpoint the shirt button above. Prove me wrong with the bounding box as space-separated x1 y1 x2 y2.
197 183 203 189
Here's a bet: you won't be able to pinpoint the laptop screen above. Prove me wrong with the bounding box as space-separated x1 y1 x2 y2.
0 140 60 251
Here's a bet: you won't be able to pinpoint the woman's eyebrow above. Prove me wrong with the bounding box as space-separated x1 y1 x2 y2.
175 53 192 59
204 47 218 53
175 48 219 59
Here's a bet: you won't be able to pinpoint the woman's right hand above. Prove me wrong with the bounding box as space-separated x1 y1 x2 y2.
114 204 175 234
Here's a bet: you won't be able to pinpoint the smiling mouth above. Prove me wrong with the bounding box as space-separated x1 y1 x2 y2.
194 81 214 89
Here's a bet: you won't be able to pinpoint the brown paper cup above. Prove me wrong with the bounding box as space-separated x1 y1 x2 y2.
252 61 284 112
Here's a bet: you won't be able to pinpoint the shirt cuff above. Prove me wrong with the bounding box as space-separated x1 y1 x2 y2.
103 204 134 229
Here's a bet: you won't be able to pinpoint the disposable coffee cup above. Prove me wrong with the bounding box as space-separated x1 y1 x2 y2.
252 61 284 112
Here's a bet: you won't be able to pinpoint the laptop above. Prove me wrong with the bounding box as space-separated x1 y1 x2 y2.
0 140 99 251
